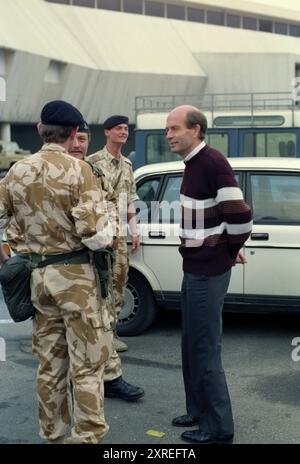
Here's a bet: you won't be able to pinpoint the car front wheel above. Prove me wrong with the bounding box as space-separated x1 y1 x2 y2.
117 270 157 336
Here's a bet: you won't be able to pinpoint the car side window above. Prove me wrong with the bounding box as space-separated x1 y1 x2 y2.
158 175 182 224
250 173 300 224
136 176 161 223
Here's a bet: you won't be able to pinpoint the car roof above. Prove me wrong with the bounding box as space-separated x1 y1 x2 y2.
134 157 300 178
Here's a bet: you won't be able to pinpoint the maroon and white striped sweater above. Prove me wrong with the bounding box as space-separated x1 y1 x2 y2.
180 144 253 276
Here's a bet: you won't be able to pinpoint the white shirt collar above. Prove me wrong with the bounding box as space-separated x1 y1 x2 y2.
184 141 206 163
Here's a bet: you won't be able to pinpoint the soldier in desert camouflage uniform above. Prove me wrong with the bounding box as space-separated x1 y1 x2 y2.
89 116 140 351
69 120 144 402
0 101 114 444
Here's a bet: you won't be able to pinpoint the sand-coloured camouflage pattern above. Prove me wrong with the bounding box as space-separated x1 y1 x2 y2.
88 148 134 381
0 143 113 254
31 263 113 443
0 143 115 443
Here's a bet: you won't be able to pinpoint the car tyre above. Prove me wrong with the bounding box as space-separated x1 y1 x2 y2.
117 270 157 336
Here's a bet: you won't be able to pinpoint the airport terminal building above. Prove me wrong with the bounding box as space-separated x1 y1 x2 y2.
1 0 300 153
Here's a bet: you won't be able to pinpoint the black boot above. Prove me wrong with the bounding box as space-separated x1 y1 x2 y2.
104 376 145 401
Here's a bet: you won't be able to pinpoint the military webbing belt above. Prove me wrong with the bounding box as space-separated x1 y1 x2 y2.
24 249 90 268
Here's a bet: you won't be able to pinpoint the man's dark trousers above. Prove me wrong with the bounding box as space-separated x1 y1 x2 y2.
181 270 234 437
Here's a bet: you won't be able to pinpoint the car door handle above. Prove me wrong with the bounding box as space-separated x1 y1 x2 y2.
148 231 166 239
251 233 269 240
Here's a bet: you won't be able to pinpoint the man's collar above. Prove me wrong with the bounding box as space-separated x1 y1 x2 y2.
41 143 68 154
104 145 122 162
184 141 206 164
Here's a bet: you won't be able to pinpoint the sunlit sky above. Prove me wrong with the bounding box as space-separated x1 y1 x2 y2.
251 0 300 11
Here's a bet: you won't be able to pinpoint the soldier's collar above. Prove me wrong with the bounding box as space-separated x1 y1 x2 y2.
41 143 68 154
104 146 122 163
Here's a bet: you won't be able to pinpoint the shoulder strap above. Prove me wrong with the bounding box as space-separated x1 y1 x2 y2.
111 155 124 190
85 159 104 178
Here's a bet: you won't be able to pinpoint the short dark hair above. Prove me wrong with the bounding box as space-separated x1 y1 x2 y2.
186 110 207 140
78 130 91 143
39 124 74 143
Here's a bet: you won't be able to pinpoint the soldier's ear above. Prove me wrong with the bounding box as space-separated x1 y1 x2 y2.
37 122 43 137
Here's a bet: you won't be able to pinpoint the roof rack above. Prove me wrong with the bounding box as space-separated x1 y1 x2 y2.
135 91 298 125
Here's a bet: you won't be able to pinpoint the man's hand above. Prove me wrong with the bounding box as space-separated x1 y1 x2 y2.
131 235 140 254
234 251 247 265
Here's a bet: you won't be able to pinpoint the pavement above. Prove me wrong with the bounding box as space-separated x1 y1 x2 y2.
1 292 300 445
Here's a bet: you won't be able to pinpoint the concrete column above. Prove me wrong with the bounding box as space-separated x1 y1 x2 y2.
0 123 11 142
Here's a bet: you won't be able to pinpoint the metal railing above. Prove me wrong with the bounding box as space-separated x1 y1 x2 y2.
135 91 297 123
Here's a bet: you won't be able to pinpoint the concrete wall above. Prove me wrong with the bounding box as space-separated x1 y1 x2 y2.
1 0 300 129
196 53 298 95
0 0 206 124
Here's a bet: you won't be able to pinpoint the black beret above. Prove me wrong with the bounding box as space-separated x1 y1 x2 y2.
103 115 129 130
41 100 84 127
78 120 90 133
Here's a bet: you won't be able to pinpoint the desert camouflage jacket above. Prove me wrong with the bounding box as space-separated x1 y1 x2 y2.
0 143 114 254
88 146 139 207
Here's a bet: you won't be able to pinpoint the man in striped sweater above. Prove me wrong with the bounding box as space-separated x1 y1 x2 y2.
166 105 253 445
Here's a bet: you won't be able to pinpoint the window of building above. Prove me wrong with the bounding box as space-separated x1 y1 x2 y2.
167 4 185 20
73 0 95 7
207 10 224 26
123 0 143 14
46 0 70 4
243 16 257 30
187 7 204 22
259 19 273 33
45 60 65 84
227 14 240 28
145 1 165 17
275 22 288 35
0 50 5 76
98 0 121 11
290 24 300 37
0 77 5 102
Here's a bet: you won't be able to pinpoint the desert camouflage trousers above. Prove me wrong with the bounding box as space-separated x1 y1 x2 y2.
31 263 113 444
103 237 129 382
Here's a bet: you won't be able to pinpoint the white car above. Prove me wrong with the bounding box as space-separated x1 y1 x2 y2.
118 157 300 336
